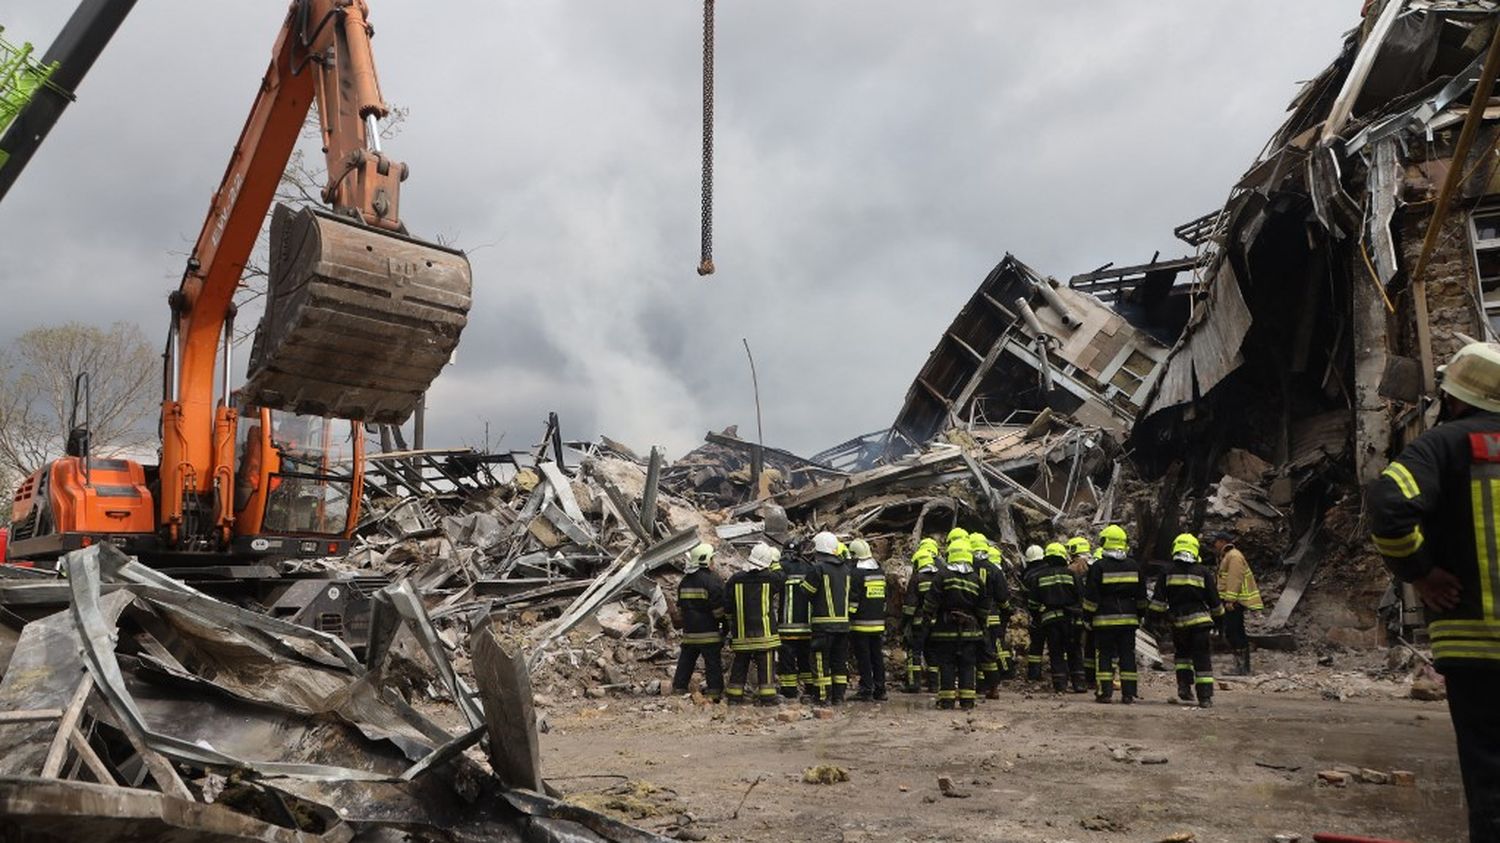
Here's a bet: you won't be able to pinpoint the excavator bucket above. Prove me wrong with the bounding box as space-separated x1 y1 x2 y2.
242 204 472 424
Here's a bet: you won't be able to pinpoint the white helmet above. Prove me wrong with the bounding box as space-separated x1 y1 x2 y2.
1023 544 1045 563
848 539 873 560
813 531 840 556
1441 341 1500 412
748 542 775 569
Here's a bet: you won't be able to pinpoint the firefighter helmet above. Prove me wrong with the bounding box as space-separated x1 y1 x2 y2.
1171 533 1200 562
1099 524 1129 552
1440 341 1500 412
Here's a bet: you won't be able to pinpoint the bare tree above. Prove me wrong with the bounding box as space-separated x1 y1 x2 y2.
0 322 157 496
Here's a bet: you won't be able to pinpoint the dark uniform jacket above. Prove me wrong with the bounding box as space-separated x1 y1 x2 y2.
1369 409 1500 669
923 561 990 639
1082 554 1148 629
678 568 726 645
903 563 940 629
802 552 852 633
849 560 889 634
1023 560 1079 626
1147 560 1224 629
723 567 785 652
774 554 815 638
975 555 1012 629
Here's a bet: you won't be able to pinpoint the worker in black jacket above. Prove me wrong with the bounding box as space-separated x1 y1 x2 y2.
1368 342 1500 841
1024 542 1087 692
801 531 853 705
847 539 889 701
1148 532 1224 708
672 542 725 702
773 540 815 699
922 536 990 709
723 542 785 706
1084 524 1149 704
901 539 941 692
971 533 1013 698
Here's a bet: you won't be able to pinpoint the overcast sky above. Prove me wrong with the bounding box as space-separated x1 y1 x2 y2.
0 1 1355 460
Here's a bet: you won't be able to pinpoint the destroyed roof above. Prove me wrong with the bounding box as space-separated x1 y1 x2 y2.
881 254 1168 466
1136 0 1500 423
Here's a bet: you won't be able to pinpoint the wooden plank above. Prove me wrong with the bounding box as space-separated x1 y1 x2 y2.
1264 525 1320 630
40 678 92 779
0 709 63 724
91 697 191 799
67 726 116 784
472 624 545 792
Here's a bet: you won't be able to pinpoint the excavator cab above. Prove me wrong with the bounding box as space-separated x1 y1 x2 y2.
232 406 363 557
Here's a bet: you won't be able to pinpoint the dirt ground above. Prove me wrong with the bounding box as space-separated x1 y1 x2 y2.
538 652 1466 843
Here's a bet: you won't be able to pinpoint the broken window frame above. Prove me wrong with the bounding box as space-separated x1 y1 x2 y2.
1468 205 1500 332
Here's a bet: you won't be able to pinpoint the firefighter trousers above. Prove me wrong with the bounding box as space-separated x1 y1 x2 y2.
1445 667 1500 842
928 636 980 708
672 642 724 700
980 626 1013 690
1075 623 1096 685
1025 619 1045 680
777 635 813 698
1095 626 1138 699
727 648 779 704
850 631 886 698
810 631 850 703
1171 625 1214 703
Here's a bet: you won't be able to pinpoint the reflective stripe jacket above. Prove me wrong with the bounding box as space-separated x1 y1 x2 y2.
678 569 725 645
723 568 784 652
1022 561 1078 626
1215 546 1264 610
801 552 852 632
773 555 815 637
1082 555 1148 628
1148 561 1224 629
1369 410 1500 669
923 561 989 640
976 556 1012 629
903 563 940 628
849 560 888 634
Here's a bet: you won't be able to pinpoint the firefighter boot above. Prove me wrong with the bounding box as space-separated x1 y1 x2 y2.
1236 649 1252 676
1177 675 1194 703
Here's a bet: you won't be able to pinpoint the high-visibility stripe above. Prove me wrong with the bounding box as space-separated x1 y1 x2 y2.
1101 573 1139 584
1173 611 1213 628
680 588 709 599
1383 462 1419 499
735 584 746 640
1174 662 1191 670
1431 619 1500 636
1372 527 1424 558
730 636 780 650
1166 574 1205 588
682 632 722 644
1081 599 1099 613
1430 618 1500 662
1093 614 1139 627
1474 478 1499 619
1195 676 1215 685
851 623 885 633
1148 599 1170 613
1120 672 1139 680
1038 574 1074 587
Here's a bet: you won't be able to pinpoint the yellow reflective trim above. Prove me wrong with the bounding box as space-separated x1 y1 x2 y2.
1166 574 1205 588
680 588 709 598
1384 462 1419 499
1372 527 1425 558
1101 573 1140 584
1476 479 1497 619
867 581 886 598
1430 619 1500 637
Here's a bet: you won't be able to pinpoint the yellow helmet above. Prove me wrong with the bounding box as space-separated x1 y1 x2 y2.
1043 542 1068 561
849 539 873 560
913 548 936 569
946 527 969 547
1172 533 1200 562
1099 524 1128 552
1440 341 1500 412
917 537 940 554
946 539 974 565
836 541 850 560
686 542 715 572
1066 537 1091 557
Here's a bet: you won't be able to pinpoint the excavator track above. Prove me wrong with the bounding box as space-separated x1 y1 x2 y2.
243 204 472 424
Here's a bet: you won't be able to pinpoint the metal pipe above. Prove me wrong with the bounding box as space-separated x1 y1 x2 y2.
365 114 381 153
167 320 179 403
1016 298 1056 392
1031 278 1079 329
221 314 234 406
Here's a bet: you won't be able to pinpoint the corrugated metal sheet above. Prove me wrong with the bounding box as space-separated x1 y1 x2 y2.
1139 259 1252 417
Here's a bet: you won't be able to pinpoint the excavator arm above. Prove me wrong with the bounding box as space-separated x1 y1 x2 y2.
161 0 470 549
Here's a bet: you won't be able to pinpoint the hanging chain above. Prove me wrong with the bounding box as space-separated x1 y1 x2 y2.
697 0 716 276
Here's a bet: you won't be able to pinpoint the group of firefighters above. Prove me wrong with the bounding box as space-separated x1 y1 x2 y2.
672 522 1262 711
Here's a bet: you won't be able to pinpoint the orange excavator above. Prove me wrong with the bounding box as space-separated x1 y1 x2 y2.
8 0 471 569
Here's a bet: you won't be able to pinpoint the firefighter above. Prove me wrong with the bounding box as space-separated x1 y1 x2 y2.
1368 341 1500 841
847 538 889 701
1083 524 1148 704
1019 544 1046 680
1066 536 1096 687
1023 542 1086 692
923 533 990 710
773 539 815 699
901 538 941 692
723 542 785 706
801 531 853 705
1208 531 1263 675
971 533 1014 697
672 542 726 702
1148 533 1224 708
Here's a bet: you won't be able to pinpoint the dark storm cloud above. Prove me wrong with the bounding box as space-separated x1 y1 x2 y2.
0 1 1353 458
